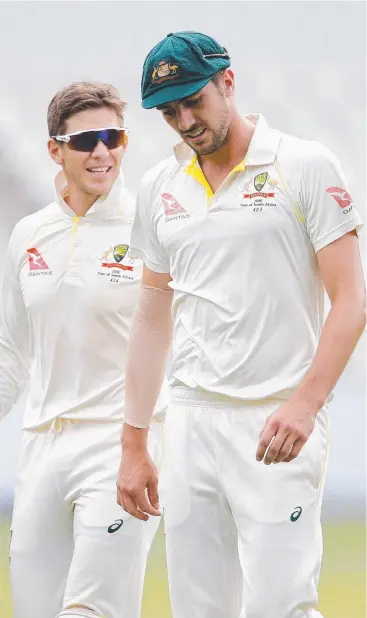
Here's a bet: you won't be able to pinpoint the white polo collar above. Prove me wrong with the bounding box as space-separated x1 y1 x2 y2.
174 113 281 168
54 170 126 219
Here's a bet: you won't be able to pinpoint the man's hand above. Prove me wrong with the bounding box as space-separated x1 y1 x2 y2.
117 425 161 521
256 397 319 465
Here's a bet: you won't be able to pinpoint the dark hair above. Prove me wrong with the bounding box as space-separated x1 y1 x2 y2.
211 70 225 88
47 81 126 136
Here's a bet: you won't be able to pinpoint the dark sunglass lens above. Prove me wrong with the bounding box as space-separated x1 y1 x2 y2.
69 132 98 152
101 129 124 149
67 129 125 151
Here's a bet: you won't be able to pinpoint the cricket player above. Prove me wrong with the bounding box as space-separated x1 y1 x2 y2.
1 82 167 618
116 32 366 618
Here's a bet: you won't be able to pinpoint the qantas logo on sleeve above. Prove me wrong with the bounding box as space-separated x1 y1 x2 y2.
27 248 52 276
161 193 190 222
326 187 353 212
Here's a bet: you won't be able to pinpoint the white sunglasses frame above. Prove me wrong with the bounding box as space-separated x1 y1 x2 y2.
51 126 129 144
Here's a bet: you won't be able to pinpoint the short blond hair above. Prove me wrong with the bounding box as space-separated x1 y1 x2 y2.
47 81 126 136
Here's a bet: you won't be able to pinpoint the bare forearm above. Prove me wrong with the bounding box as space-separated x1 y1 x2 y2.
124 285 173 429
124 325 171 428
294 298 366 411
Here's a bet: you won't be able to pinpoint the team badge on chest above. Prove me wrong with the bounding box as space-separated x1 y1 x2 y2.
112 244 129 263
241 173 278 212
98 244 136 282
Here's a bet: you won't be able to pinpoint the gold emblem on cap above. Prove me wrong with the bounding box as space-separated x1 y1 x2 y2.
152 60 180 83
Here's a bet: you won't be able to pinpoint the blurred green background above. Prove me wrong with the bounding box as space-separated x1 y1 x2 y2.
0 518 365 618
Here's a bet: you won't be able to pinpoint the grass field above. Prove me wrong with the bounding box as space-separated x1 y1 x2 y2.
0 519 365 618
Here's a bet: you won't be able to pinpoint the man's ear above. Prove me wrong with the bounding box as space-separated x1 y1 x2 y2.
223 68 235 97
48 138 64 166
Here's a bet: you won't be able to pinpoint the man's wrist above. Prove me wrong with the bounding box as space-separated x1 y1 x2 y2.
121 423 149 450
292 385 327 416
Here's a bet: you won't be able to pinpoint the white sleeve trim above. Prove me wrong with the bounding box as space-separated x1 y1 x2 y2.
314 217 364 253
141 257 170 274
129 247 170 274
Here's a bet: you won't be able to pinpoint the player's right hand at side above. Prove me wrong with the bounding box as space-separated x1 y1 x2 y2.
117 439 161 521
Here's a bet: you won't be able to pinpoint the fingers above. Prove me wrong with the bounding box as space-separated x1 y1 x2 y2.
117 479 161 520
256 419 277 462
117 484 148 520
272 433 295 464
263 429 289 465
256 412 311 465
116 487 127 512
123 491 149 521
136 487 161 517
116 450 161 520
282 438 304 462
147 478 161 515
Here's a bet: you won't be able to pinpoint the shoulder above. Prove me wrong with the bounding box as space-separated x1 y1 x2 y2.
139 156 178 198
278 131 339 173
9 202 59 250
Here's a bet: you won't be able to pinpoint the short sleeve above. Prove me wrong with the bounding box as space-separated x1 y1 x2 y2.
0 224 30 419
299 144 363 253
129 185 170 274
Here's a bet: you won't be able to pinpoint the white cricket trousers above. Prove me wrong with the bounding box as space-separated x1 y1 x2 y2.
161 389 328 618
9 419 162 618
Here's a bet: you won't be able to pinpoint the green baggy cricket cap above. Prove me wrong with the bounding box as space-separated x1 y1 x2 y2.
141 31 231 109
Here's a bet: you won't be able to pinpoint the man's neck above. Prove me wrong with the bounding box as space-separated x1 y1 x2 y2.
64 185 100 217
198 112 256 173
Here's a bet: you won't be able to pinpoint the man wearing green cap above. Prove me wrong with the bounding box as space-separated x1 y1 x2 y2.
117 31 365 618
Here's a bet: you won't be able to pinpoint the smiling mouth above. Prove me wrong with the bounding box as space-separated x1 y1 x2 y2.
87 166 112 176
184 128 207 141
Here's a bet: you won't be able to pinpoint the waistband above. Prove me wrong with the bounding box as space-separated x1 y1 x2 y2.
25 417 162 433
171 387 284 409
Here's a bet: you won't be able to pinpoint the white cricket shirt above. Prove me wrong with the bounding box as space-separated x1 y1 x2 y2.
0 172 168 428
131 114 363 401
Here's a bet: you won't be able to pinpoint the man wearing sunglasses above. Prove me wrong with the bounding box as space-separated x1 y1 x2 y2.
1 81 167 618
116 31 366 618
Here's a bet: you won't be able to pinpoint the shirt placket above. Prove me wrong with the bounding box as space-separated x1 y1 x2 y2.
64 216 85 283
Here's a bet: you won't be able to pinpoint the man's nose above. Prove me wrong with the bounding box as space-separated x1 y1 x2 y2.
177 108 196 133
91 140 110 157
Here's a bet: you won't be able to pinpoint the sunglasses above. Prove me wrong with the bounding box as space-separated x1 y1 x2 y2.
51 127 129 152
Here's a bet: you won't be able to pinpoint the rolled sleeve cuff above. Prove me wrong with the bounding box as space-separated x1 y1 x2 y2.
314 217 364 253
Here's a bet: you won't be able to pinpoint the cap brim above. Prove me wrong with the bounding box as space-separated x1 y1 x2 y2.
142 76 212 109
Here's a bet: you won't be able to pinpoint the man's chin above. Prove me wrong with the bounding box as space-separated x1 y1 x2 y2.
84 174 116 196
193 144 218 156
196 140 226 156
